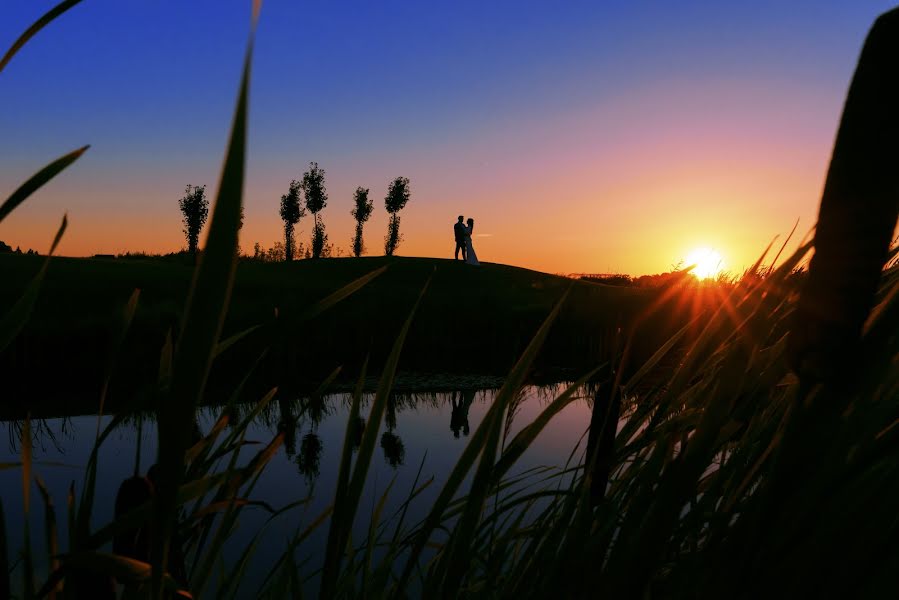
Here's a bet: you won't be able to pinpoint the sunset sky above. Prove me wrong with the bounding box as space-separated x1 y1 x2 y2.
1 1 894 275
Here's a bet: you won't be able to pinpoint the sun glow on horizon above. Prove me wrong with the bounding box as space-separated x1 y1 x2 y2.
684 247 725 279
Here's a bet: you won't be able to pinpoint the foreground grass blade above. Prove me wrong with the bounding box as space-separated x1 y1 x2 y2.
434 288 572 596
151 15 258 596
34 478 59 600
336 359 368 508
0 147 88 224
22 417 34 599
0 499 8 600
320 276 432 598
213 324 261 358
765 218 799 277
492 365 601 481
97 288 140 432
0 0 84 74
55 551 190 594
291 264 388 324
395 287 571 596
0 216 67 352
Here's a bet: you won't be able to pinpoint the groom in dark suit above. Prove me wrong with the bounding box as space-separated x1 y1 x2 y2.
454 215 467 261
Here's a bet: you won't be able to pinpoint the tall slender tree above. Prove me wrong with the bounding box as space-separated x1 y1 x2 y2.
302 162 329 258
279 179 304 261
350 186 373 257
178 184 208 255
384 176 410 256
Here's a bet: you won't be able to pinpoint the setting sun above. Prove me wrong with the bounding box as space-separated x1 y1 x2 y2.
684 247 725 279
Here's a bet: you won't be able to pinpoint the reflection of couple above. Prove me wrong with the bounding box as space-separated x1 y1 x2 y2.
450 390 476 438
453 215 480 266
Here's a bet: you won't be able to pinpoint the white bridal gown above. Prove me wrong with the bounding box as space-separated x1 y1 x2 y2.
465 228 480 266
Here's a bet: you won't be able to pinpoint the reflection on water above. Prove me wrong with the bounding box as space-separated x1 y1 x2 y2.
380 431 405 468
450 390 476 438
297 432 323 485
0 383 593 591
5 416 74 454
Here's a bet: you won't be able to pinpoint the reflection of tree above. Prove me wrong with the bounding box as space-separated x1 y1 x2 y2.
450 390 476 438
380 395 405 467
302 393 329 428
7 417 74 453
385 396 398 432
351 416 365 452
380 431 405 468
277 397 297 458
296 431 323 485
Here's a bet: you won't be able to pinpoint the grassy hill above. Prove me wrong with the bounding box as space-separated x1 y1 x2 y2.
0 254 675 414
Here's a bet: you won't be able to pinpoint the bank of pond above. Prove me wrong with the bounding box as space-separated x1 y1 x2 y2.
0 254 711 414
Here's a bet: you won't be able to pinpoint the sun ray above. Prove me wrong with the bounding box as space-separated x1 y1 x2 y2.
685 247 725 279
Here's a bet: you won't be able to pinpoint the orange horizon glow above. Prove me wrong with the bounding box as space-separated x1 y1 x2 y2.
0 77 831 277
4 3 886 278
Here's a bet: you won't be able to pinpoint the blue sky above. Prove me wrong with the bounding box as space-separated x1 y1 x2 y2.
1 1 895 273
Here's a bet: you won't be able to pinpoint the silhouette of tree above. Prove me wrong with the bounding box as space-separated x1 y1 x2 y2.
384 176 410 256
178 184 208 255
301 162 328 258
279 179 304 261
237 204 246 256
350 186 373 257
267 242 286 262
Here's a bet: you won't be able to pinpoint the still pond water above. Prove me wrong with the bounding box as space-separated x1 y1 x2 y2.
1 382 594 593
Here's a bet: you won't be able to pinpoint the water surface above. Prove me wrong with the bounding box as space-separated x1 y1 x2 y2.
0 383 593 593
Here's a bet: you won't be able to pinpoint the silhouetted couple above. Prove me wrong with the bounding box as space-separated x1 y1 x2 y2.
453 215 480 266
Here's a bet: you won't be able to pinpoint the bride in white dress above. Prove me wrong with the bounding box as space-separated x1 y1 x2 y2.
465 218 480 266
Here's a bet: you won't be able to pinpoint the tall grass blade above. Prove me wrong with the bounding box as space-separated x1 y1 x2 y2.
22 416 33 599
0 499 8 600
0 0 84 74
493 365 601 481
329 358 368 536
291 265 388 325
396 286 571 596
258 505 332 595
191 434 284 599
0 215 67 352
361 478 395 595
34 478 59 600
75 412 130 552
65 483 74 571
59 551 190 593
213 324 261 358
623 316 697 393
765 218 800 276
87 472 233 549
97 288 140 434
158 329 174 389
0 148 87 224
312 365 342 399
152 16 257 596
320 276 432 598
